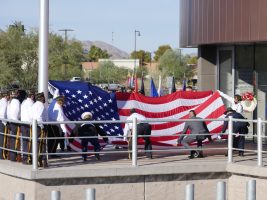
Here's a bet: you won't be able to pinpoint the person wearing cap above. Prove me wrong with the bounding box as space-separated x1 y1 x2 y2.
31 92 48 167
217 90 243 114
6 89 21 162
47 95 68 156
20 90 35 164
222 107 249 157
0 91 10 159
123 108 152 159
72 112 108 162
176 110 212 159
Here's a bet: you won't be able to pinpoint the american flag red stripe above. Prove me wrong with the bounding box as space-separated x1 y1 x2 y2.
115 91 226 147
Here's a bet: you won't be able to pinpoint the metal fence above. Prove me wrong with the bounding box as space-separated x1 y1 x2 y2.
0 116 265 170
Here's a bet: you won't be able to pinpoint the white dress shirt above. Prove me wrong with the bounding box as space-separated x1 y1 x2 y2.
219 91 243 114
21 98 34 122
7 98 21 121
48 99 67 133
31 101 47 129
123 113 146 141
0 97 8 119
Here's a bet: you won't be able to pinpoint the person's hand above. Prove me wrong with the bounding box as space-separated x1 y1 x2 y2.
217 135 222 140
235 133 240 137
217 90 222 95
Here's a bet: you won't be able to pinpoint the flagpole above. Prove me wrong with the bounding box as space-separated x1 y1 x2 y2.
38 0 49 99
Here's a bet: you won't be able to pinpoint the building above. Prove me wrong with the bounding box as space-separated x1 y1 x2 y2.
99 59 139 71
180 0 267 127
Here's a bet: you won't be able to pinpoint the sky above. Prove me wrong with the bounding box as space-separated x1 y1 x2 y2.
0 0 196 55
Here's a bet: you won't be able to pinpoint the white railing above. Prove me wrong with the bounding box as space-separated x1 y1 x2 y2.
0 116 264 170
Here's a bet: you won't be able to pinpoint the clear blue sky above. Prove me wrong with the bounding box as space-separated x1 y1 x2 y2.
0 0 196 54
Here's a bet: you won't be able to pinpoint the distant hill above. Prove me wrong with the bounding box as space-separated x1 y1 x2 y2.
82 40 129 59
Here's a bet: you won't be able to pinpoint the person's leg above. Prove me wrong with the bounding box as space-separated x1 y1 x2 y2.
181 136 196 158
89 138 101 160
143 124 152 158
20 125 29 163
9 123 17 162
81 139 88 161
0 121 4 159
238 136 245 156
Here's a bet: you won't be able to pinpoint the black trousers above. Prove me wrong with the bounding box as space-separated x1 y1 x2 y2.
0 121 4 159
47 125 61 153
128 123 152 158
9 123 19 161
81 138 101 159
20 125 31 163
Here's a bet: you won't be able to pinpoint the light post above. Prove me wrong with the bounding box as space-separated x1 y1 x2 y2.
134 30 141 73
59 29 74 80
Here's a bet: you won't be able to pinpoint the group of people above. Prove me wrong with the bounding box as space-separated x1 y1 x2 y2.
0 89 48 167
176 90 250 159
0 88 252 168
0 89 111 167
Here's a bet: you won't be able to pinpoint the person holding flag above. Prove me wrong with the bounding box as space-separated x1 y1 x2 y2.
71 112 108 162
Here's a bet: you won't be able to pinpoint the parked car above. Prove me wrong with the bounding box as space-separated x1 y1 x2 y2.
70 77 81 82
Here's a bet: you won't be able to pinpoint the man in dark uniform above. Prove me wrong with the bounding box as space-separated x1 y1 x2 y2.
177 110 212 159
72 112 108 162
0 91 10 159
222 107 249 157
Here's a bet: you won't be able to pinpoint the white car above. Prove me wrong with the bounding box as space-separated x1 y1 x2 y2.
70 77 81 82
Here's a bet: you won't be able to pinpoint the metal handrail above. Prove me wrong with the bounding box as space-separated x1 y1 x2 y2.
0 116 265 170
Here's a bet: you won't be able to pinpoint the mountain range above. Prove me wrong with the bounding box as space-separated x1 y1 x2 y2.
81 40 129 59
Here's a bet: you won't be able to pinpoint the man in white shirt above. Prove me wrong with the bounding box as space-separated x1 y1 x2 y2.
31 92 48 167
123 108 152 159
7 90 21 162
0 91 10 159
47 95 67 157
20 90 35 164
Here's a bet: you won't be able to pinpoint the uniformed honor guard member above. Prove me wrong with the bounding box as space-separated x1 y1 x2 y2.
6 90 21 162
72 112 108 162
31 92 48 167
123 108 152 159
20 90 35 164
47 95 67 157
0 91 10 159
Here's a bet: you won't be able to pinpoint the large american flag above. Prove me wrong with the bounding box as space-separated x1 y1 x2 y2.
49 81 226 150
48 80 124 151
115 91 226 147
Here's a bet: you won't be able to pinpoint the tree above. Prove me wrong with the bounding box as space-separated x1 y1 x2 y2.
157 49 194 83
0 24 38 89
136 65 148 78
48 33 85 80
0 23 85 89
130 50 151 65
90 61 128 84
154 45 172 61
88 45 111 62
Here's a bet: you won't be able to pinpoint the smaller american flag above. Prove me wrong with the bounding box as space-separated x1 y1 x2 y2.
48 81 124 150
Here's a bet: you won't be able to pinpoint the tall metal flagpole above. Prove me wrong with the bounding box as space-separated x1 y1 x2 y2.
38 0 49 98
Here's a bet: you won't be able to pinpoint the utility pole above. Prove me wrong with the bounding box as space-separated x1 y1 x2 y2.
59 29 74 80
134 30 141 74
